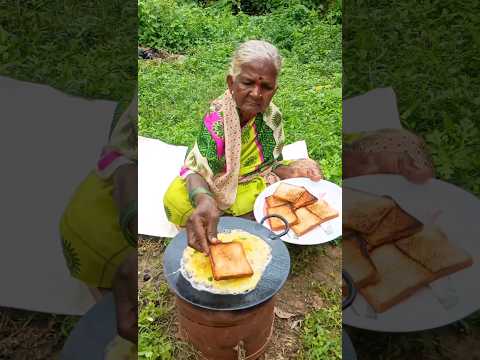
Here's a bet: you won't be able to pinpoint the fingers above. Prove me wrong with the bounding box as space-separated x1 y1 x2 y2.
207 211 220 245
191 216 210 255
399 156 432 184
186 220 205 253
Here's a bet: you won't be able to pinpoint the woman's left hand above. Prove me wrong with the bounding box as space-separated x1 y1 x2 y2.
112 251 138 344
274 159 323 181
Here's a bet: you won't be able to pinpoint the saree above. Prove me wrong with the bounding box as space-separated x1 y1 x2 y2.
164 90 292 226
59 96 137 288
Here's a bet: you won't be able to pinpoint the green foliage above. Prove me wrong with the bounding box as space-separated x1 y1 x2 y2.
0 0 136 103
300 278 341 359
139 0 342 183
301 305 342 359
138 283 175 359
196 0 341 17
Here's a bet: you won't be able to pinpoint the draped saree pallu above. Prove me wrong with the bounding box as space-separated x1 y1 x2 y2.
164 89 293 226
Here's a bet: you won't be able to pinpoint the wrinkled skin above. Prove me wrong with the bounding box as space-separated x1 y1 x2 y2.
227 59 278 124
186 193 221 255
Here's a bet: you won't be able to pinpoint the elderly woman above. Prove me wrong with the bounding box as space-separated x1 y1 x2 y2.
164 40 322 254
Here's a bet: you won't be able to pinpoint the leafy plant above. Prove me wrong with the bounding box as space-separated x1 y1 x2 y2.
301 305 342 359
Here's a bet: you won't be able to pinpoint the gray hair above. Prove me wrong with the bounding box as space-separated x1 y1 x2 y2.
229 40 282 78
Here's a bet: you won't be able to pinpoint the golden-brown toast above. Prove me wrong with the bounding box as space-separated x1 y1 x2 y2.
265 195 288 208
343 234 379 288
292 188 317 209
343 187 395 234
273 183 306 203
360 244 434 313
396 225 473 280
266 204 299 231
209 242 254 281
291 207 322 236
362 206 422 248
307 200 338 222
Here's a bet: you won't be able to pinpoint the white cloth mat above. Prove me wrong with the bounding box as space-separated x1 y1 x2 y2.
343 87 402 132
138 139 310 238
138 136 188 238
0 76 115 315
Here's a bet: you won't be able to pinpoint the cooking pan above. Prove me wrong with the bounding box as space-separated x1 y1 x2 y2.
163 215 291 311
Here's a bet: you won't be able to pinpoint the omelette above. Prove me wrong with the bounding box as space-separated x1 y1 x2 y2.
180 230 272 295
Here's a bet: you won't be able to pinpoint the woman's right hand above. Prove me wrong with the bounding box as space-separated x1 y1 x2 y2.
186 194 221 255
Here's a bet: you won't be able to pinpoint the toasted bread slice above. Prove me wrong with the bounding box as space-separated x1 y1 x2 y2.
273 183 306 203
343 234 379 288
343 187 395 234
291 207 322 236
267 204 298 231
292 188 317 209
396 225 473 280
363 206 421 248
265 195 288 208
209 242 254 281
307 200 338 222
360 244 434 313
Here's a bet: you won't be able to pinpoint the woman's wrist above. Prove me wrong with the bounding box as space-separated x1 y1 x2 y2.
189 187 215 207
195 193 216 207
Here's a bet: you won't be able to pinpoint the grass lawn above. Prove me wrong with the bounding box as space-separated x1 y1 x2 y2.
138 0 342 359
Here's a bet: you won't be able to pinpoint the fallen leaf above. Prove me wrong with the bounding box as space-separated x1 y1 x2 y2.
290 319 303 330
274 307 296 319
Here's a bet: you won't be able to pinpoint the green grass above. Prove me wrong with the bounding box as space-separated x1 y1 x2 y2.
300 281 341 359
138 0 342 183
0 0 137 104
138 283 177 360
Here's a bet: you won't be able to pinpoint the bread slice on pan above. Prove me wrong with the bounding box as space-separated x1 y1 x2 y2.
265 195 288 208
273 183 306 203
343 234 379 288
396 225 473 280
307 199 338 222
266 204 298 231
360 244 434 313
209 242 254 281
343 187 395 234
292 188 317 209
291 207 322 236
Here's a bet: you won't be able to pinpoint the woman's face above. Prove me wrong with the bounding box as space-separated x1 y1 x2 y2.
227 59 278 117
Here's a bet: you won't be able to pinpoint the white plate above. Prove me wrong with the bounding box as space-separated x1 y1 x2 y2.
343 175 480 332
253 177 342 245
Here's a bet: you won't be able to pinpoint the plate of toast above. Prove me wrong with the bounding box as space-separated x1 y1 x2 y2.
253 177 342 245
343 175 480 332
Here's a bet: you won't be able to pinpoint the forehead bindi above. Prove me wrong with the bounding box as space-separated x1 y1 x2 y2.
239 60 277 84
